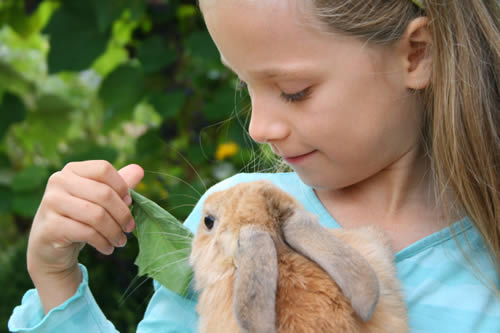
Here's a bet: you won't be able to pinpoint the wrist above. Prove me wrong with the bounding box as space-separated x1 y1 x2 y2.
30 264 83 314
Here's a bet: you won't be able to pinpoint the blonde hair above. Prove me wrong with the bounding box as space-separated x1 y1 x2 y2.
309 0 500 291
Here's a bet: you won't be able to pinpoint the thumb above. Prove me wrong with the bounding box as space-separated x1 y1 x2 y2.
118 164 144 189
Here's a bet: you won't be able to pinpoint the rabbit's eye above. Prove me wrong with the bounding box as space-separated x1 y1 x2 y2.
204 215 215 230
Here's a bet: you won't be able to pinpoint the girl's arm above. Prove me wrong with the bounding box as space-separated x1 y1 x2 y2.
26 161 143 314
8 265 199 332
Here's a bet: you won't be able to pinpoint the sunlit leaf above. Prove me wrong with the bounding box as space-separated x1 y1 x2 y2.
0 61 37 97
130 189 194 296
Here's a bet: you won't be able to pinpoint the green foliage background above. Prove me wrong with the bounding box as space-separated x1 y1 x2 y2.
0 0 267 331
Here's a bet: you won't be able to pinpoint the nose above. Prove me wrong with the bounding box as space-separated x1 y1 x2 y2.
248 99 290 144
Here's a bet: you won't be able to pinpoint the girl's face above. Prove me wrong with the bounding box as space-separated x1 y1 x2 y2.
200 0 423 191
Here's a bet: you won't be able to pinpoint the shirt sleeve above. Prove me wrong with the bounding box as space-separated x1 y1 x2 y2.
136 281 198 332
8 265 119 332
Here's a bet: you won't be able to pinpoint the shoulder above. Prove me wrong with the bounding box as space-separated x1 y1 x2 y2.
206 172 301 194
397 220 500 332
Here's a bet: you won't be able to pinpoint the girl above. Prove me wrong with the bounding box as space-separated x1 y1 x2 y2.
9 0 500 332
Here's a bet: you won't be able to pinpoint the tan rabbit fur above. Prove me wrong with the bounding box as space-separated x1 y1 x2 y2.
189 180 408 333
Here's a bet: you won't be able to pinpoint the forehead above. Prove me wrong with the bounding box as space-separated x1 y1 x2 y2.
200 0 332 70
199 0 381 80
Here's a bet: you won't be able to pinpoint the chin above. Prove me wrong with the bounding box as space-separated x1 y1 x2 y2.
294 170 345 192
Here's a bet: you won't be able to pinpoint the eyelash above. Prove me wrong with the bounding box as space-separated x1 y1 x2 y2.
236 79 311 103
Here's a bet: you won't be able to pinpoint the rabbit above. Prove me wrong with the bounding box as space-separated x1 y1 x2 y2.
189 180 408 333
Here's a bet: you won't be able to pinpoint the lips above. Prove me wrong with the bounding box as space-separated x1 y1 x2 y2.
282 150 317 164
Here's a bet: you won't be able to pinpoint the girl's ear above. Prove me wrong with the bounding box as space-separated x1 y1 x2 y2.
400 17 432 90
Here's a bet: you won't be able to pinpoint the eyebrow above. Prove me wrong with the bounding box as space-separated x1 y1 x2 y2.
220 57 318 80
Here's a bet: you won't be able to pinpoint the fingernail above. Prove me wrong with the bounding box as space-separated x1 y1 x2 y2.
126 219 136 233
117 234 127 247
124 194 132 206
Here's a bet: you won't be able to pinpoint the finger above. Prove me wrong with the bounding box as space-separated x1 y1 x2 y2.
46 191 128 248
50 172 134 232
49 214 116 255
118 164 144 190
63 160 130 201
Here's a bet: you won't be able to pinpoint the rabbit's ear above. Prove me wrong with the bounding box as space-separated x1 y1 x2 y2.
282 210 380 322
234 226 278 333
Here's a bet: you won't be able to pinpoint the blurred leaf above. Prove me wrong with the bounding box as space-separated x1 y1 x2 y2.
177 4 198 20
0 168 15 187
203 84 236 121
12 188 44 218
130 189 194 297
0 185 13 213
12 165 49 192
36 93 74 113
93 44 129 77
99 64 145 131
149 90 185 119
44 4 110 73
12 102 73 162
185 31 219 63
122 0 146 20
0 0 42 38
0 61 37 96
62 144 119 165
0 92 27 140
137 35 176 73
93 1 126 33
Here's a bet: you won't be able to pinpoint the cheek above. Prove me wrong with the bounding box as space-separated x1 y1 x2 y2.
309 74 412 154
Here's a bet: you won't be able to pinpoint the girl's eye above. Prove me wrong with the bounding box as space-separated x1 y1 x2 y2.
236 79 311 103
280 87 312 103
204 215 216 230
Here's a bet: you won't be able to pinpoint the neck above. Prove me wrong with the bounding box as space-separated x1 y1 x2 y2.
316 145 453 231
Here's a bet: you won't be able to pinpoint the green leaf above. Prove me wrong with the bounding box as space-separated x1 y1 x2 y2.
62 145 119 165
130 189 194 296
137 35 176 73
12 165 49 192
93 1 126 33
0 185 13 213
203 84 236 121
149 91 185 119
44 4 110 73
184 31 219 63
0 61 37 97
0 93 27 140
12 188 44 218
99 64 145 131
36 93 74 113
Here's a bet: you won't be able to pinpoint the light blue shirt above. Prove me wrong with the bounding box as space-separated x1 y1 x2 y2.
9 172 500 332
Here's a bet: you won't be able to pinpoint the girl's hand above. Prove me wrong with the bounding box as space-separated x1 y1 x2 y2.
26 160 144 312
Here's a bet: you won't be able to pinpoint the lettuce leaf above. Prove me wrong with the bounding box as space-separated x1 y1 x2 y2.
130 189 194 296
